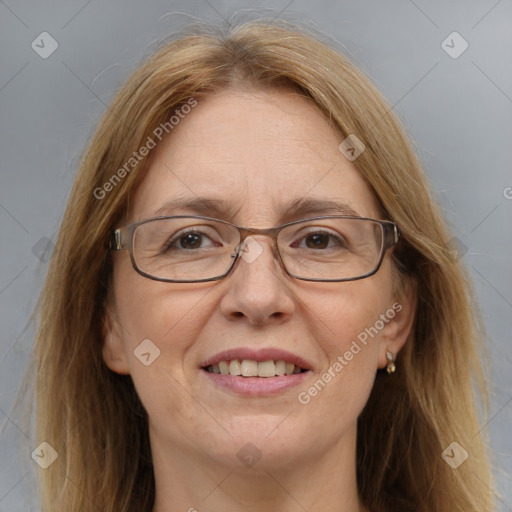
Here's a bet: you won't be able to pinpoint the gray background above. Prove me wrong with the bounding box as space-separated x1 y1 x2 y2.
1 1 511 510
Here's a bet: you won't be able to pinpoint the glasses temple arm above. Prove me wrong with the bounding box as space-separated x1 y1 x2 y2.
109 229 124 250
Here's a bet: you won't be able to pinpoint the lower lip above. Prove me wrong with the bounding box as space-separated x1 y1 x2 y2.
200 369 311 397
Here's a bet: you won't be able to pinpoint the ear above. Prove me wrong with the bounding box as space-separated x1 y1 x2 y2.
102 304 131 375
377 277 417 370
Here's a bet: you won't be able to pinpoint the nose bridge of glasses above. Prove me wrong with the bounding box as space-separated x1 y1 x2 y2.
237 224 280 237
232 226 282 268
235 225 279 248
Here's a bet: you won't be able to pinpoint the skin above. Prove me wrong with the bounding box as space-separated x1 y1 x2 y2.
102 89 416 512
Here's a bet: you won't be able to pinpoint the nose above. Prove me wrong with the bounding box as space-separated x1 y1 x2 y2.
219 236 296 325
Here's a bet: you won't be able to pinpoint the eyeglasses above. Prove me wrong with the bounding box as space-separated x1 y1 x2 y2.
110 215 400 283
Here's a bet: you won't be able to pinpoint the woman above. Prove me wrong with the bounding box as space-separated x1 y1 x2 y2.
31 19 494 512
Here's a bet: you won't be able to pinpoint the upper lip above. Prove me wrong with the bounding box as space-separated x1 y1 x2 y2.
200 348 313 371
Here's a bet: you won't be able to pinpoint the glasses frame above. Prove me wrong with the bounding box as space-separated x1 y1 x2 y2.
110 215 400 283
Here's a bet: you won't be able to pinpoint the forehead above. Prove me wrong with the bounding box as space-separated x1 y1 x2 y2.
130 88 380 224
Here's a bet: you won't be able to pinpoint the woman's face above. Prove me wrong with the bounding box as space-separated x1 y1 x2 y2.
103 89 412 474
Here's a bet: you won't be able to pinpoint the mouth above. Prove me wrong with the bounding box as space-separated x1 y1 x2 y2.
202 359 309 378
199 348 312 397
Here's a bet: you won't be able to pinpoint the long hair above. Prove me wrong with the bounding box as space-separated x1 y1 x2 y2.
30 18 494 511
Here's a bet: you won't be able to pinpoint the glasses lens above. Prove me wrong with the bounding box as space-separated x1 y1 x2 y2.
278 218 384 280
133 218 240 281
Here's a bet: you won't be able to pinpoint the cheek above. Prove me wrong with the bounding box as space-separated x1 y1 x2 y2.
113 254 213 349
112 263 215 393
305 278 386 350
298 278 390 407
112 280 220 440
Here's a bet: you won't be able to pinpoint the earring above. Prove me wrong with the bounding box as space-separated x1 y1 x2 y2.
386 351 396 374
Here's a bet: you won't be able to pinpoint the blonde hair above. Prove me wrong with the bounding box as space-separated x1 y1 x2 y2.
30 18 494 511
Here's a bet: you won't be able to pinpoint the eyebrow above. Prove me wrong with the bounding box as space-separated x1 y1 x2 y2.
284 197 360 220
152 196 360 222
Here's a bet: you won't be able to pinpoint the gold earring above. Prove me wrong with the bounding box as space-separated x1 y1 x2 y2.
386 351 396 374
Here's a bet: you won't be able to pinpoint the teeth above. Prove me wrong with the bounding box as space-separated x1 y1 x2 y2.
241 360 258 377
275 360 286 376
219 361 230 375
205 359 305 377
229 360 241 376
258 360 275 377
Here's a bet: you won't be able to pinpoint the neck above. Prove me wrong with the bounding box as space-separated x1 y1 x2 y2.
151 423 365 512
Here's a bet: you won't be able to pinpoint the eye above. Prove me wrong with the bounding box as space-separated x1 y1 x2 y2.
303 232 330 249
291 230 347 250
164 229 220 251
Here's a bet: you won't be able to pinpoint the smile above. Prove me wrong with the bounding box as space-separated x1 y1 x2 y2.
203 359 308 377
